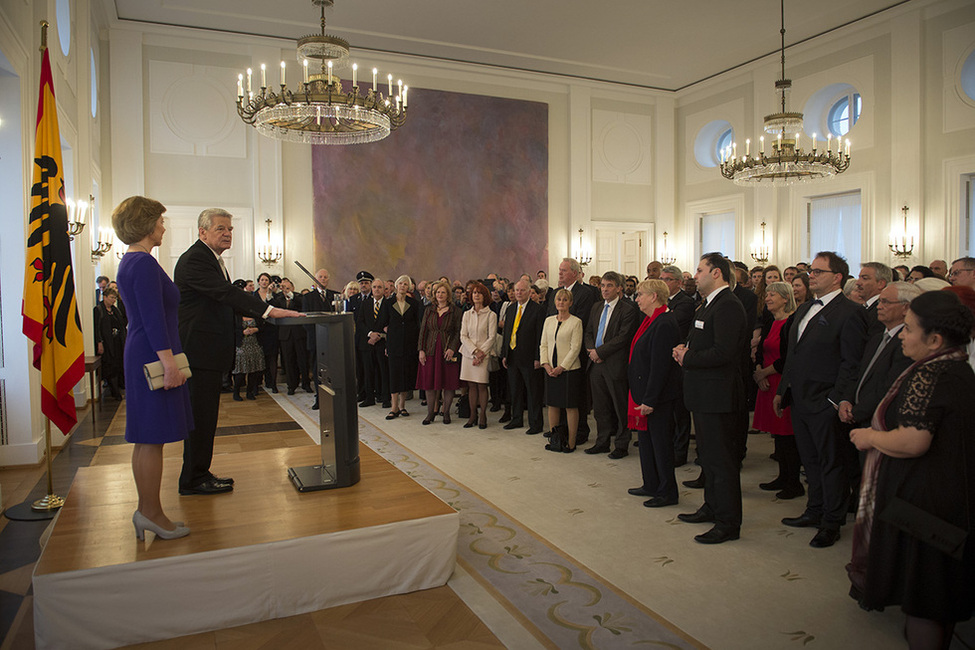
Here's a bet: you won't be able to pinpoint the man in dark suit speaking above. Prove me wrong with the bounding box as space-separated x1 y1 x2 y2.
672 253 748 544
175 208 301 495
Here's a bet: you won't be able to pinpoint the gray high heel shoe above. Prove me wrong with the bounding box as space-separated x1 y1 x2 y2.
133 510 190 540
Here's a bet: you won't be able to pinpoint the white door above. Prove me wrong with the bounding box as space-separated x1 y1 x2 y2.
592 222 652 278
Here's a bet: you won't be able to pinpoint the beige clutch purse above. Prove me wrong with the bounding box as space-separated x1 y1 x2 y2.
143 353 192 390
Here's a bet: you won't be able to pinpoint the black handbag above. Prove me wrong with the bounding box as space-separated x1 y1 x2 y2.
879 497 968 561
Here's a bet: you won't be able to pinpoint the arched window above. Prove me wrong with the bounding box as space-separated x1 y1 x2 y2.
827 92 861 137
56 0 71 56
716 128 734 162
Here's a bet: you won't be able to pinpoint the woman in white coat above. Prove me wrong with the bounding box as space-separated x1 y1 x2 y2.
539 288 583 452
460 282 498 429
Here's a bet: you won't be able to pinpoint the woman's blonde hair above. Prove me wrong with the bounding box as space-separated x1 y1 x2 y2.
636 279 669 305
430 280 452 305
112 196 165 245
554 288 574 305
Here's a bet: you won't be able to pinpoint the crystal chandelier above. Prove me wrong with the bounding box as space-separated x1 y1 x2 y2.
720 0 851 185
236 0 408 145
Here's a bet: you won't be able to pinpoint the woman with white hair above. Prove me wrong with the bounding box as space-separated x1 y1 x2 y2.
376 274 422 419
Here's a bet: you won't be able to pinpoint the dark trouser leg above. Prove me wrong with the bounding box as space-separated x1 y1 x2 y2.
525 367 545 431
589 365 614 449
246 371 260 398
672 389 691 465
776 435 802 489
360 346 376 400
643 401 677 499
233 373 244 399
295 337 309 390
693 410 742 530
507 364 527 427
262 341 278 389
792 407 849 528
281 338 298 391
577 360 591 438
180 368 222 490
376 344 390 404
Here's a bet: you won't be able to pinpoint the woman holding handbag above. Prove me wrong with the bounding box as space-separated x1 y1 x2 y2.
114 196 192 541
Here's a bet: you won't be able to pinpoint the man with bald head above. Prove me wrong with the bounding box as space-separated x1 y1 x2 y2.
303 268 339 410
501 279 546 434
929 259 948 279
646 261 663 280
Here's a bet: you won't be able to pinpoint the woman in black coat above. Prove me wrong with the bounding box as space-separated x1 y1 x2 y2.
94 288 127 399
376 274 422 419
626 279 682 507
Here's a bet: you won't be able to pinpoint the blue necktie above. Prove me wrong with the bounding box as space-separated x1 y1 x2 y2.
595 303 610 347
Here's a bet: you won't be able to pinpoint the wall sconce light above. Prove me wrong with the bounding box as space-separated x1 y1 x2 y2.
659 231 677 265
257 218 283 266
889 205 915 259
573 228 592 267
90 227 114 262
65 196 90 240
750 221 770 264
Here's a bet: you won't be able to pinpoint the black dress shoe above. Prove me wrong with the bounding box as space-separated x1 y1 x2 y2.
179 479 233 495
576 435 589 445
543 430 553 438
422 418 433 425
208 474 234 485
503 421 524 430
644 496 678 508
525 427 542 435
584 445 610 455
489 404 502 412
271 387 278 394
776 485 805 500
759 478 785 491
682 475 705 489
608 449 628 459
695 526 740 544
287 389 296 395
359 399 376 407
677 509 715 524
382 402 392 409
499 411 511 423
782 513 822 528
233 394 243 402
809 527 841 548
628 487 652 497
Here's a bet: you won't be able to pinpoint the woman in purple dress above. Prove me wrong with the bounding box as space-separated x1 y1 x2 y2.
114 196 192 541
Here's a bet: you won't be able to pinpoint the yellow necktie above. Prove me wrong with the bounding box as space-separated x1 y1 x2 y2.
510 303 523 349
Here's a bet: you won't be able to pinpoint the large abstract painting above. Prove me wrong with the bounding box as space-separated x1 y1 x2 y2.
312 88 548 285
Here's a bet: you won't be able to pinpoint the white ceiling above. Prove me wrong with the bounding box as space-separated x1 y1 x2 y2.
114 0 910 90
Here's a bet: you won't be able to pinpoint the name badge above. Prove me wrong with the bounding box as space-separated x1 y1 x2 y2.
695 320 705 330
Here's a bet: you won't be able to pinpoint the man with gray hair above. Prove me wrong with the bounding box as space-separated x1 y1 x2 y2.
660 264 694 466
175 208 301 495
949 257 975 289
854 262 893 338
583 271 640 457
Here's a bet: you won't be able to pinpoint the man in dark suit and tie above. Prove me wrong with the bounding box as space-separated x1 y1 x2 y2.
853 262 891 338
348 271 373 400
774 251 867 548
661 265 694 466
175 208 300 495
672 253 748 544
583 271 640 457
548 258 599 441
273 278 310 396
501 279 546 434
302 268 338 410
838 281 917 427
357 278 390 408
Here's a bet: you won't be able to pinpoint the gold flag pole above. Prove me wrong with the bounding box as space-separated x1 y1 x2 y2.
32 419 64 511
40 19 48 50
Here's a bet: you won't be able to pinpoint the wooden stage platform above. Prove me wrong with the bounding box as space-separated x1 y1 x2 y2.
32 444 459 649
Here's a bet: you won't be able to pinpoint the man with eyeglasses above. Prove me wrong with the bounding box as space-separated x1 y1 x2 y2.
773 251 867 549
949 257 975 289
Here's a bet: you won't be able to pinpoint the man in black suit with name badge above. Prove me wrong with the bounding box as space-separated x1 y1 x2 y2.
673 253 748 544
501 279 546 434
175 208 301 495
584 271 640 457
774 251 867 548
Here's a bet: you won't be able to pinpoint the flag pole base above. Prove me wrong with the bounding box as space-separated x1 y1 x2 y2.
31 494 64 511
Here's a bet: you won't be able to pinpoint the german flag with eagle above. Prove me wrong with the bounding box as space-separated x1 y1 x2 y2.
22 45 85 435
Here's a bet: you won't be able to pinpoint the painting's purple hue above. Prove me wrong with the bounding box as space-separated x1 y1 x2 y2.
311 88 548 285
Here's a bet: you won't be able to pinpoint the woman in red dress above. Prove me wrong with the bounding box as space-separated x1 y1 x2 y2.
417 281 463 424
752 281 802 499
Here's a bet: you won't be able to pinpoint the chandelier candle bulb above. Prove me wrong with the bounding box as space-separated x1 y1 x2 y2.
395 96 400 113
280 61 285 86
372 68 377 92
811 133 817 150
303 59 309 84
403 86 408 108
387 73 393 97
760 136 765 154
745 139 750 157
237 74 243 98
397 79 402 99
246 68 252 93
260 63 266 89
327 60 332 85
352 63 357 87
845 139 851 156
